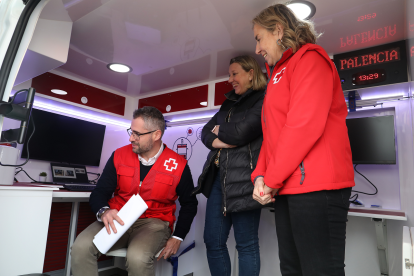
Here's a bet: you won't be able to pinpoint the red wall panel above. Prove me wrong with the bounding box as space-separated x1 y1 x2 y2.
214 81 233 106
43 202 72 273
76 202 96 236
138 85 208 113
76 202 112 262
32 72 126 116
42 202 112 273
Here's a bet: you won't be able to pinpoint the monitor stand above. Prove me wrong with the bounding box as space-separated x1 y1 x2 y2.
0 145 19 185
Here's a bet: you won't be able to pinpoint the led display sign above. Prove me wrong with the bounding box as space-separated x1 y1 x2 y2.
409 38 414 82
333 40 407 91
340 24 397 48
357 13 376 22
339 48 400 70
352 69 386 85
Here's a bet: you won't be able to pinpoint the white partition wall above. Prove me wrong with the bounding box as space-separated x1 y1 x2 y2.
162 124 211 276
0 186 56 276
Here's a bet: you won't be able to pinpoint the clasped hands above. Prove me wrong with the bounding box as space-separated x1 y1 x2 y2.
101 209 181 261
211 125 276 202
253 177 279 205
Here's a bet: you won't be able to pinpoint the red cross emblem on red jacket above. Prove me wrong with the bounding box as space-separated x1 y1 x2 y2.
273 67 286 84
164 158 178 171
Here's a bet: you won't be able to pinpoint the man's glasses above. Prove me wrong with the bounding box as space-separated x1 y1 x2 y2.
127 128 156 140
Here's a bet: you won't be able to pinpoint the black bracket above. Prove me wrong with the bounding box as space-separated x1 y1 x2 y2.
348 90 356 112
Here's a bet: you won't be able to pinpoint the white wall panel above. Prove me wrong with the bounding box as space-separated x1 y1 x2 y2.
0 186 55 276
346 107 401 210
162 124 211 275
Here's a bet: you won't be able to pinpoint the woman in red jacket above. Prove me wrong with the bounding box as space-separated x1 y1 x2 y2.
251 4 355 276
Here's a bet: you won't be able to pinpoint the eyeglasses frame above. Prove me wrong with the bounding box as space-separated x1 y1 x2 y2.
127 128 157 140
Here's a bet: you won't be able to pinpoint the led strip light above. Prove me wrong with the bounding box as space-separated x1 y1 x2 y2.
33 100 130 128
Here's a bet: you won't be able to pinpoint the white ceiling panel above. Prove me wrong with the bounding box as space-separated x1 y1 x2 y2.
48 0 409 96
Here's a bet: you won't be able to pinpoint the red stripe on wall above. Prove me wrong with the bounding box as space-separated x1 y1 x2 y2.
138 85 208 113
214 81 233 106
32 72 126 116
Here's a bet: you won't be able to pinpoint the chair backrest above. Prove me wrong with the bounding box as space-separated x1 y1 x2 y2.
105 248 127 257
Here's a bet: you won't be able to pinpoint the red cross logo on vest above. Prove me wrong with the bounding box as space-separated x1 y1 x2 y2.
273 67 286 84
164 158 178 172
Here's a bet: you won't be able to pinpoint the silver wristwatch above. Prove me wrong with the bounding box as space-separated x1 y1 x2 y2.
98 207 109 220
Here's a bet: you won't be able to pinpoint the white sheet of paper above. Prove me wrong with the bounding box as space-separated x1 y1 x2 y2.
155 247 165 258
93 194 148 254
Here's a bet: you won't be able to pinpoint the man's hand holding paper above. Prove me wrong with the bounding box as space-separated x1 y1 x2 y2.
101 209 124 234
93 194 148 254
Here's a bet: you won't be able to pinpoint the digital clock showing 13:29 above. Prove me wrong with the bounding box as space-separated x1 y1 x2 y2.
352 69 386 86
333 40 407 90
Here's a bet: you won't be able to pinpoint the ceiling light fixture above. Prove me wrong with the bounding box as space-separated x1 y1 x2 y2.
286 0 316 20
51 89 68 95
107 63 132 73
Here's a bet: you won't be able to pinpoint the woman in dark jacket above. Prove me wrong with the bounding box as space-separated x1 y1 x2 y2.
192 55 267 276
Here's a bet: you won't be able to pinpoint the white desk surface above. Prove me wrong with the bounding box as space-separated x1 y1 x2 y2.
1 183 91 202
0 184 58 191
265 206 406 221
52 189 90 202
348 207 407 221
7 184 407 220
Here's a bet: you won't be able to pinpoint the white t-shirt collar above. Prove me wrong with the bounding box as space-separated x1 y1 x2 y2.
138 143 164 166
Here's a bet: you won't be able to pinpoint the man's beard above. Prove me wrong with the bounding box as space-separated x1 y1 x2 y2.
131 138 153 155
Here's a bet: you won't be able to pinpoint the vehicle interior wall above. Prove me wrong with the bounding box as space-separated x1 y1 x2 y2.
4 94 412 276
2 0 414 275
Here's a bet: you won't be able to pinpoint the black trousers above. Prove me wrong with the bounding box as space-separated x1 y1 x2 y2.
274 188 352 276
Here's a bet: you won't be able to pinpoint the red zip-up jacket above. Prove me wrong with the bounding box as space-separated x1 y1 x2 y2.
251 44 355 195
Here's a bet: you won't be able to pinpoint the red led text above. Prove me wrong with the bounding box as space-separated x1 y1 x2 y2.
339 48 400 70
357 13 376 22
340 24 397 48
411 46 414 57
359 73 379 81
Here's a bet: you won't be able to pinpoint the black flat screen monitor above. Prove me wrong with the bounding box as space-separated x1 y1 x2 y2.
21 108 106 166
346 115 396 164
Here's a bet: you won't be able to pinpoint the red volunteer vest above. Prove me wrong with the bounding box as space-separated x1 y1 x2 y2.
108 144 187 232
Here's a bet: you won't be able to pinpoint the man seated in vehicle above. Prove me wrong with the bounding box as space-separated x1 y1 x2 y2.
71 106 198 276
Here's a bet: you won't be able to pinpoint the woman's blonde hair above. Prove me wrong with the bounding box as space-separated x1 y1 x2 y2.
252 3 321 53
230 55 267 91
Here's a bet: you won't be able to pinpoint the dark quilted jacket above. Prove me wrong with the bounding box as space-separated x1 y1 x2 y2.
192 88 265 213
